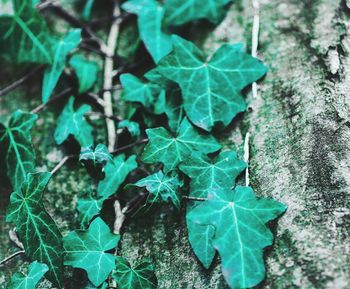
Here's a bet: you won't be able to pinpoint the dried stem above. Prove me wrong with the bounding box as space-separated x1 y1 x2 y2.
183 196 207 202
111 139 148 154
9 229 24 250
0 65 44 97
51 156 71 175
244 132 250 187
113 200 125 234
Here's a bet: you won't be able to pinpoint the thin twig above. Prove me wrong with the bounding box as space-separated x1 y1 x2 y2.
111 139 148 154
251 0 260 99
31 87 73 114
86 111 121 122
103 1 121 151
0 250 25 266
0 65 45 97
244 132 250 187
51 156 71 175
113 200 125 234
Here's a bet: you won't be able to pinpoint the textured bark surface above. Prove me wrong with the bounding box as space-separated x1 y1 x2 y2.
1 1 350 288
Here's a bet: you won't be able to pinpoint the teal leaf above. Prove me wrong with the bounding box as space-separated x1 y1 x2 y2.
121 0 172 63
6 172 63 288
42 29 81 103
80 144 112 180
113 257 157 289
156 35 268 131
63 217 120 287
187 186 287 289
97 154 137 199
69 54 99 94
141 117 221 172
117 120 141 138
0 0 53 64
181 151 246 268
120 73 165 111
164 0 231 26
85 282 108 289
76 191 104 228
54 97 93 147
134 170 183 209
8 261 48 289
0 110 37 191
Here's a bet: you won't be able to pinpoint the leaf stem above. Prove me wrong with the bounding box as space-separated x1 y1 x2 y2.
51 155 71 175
110 139 148 154
183 196 207 202
244 132 250 187
0 250 25 266
0 65 45 97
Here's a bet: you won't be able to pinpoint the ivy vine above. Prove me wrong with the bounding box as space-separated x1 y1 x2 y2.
0 0 287 289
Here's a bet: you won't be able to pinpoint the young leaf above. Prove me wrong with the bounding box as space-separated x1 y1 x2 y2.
117 120 141 138
69 54 99 94
63 217 120 287
155 35 267 131
141 117 221 172
6 172 63 288
134 170 183 209
121 0 172 63
187 186 287 289
8 261 49 289
113 257 157 289
164 0 231 26
0 110 37 191
42 29 82 103
0 0 53 64
97 154 137 199
76 192 104 228
54 97 93 147
181 151 246 268
80 144 112 179
120 73 165 111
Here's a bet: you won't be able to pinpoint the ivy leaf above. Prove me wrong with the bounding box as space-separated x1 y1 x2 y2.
121 0 172 63
134 170 183 209
112 257 157 289
117 120 141 138
97 154 137 199
181 151 246 268
120 73 165 111
76 191 104 228
187 186 287 289
6 172 63 288
54 96 93 147
80 144 112 180
63 217 120 287
85 282 108 289
141 117 221 172
0 110 37 191
69 54 99 94
42 29 81 103
164 0 231 26
0 0 52 64
156 35 268 131
8 261 48 289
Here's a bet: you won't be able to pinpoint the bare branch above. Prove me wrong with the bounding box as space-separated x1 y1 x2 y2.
0 250 25 266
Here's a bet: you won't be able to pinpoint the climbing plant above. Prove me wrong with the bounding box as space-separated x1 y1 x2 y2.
0 0 286 288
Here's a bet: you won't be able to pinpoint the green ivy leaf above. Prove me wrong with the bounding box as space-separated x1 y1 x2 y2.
120 73 165 111
76 191 104 228
187 186 287 289
69 54 99 94
8 261 48 289
42 29 81 103
0 0 53 64
134 170 183 209
6 172 63 288
113 257 157 289
180 151 246 268
155 35 268 131
80 144 112 179
117 120 141 138
121 0 172 63
0 110 37 191
97 154 137 199
63 217 120 287
141 117 220 172
164 0 231 26
54 96 93 147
